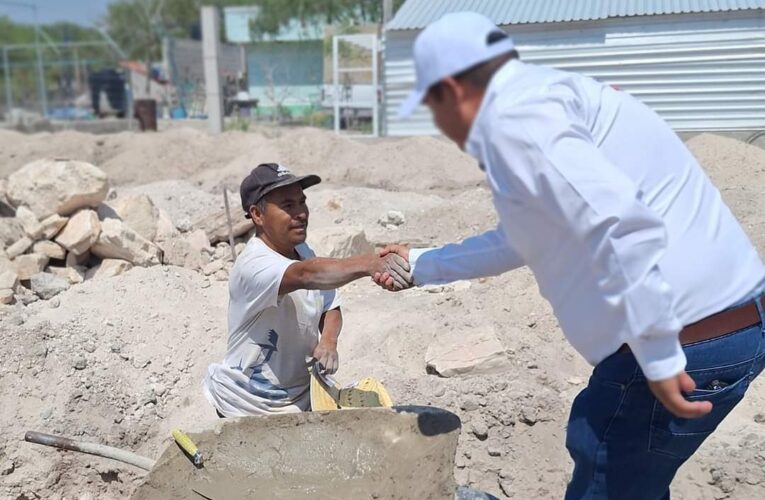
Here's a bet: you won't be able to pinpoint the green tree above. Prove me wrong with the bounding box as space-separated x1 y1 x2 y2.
248 0 406 39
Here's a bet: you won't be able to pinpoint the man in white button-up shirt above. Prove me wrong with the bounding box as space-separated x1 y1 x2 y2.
376 12 765 499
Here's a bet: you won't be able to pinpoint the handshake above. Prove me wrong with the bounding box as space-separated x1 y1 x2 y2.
369 245 413 291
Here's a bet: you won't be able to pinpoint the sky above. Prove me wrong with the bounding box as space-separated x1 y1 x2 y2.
0 0 117 27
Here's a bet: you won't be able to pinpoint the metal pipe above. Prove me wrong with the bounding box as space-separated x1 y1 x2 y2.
2 41 118 51
96 28 128 59
2 47 12 115
223 189 237 261
25 431 156 471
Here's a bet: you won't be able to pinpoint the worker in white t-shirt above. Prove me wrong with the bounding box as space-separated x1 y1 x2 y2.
203 163 411 417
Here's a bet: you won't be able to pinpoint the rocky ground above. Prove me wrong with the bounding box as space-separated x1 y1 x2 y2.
0 127 764 499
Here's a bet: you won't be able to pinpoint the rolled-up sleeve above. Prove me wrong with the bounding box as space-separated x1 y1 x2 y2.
487 91 685 381
410 225 524 286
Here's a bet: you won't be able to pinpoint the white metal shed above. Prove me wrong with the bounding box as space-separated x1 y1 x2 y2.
384 0 765 136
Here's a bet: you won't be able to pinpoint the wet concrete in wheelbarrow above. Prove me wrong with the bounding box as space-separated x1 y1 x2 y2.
131 406 462 500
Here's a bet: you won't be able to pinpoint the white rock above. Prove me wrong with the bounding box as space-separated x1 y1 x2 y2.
32 240 66 260
38 214 69 240
214 242 231 261
0 250 10 269
425 327 510 378
30 272 70 299
65 249 90 268
113 194 159 242
187 229 212 255
307 226 374 258
202 259 225 276
86 259 133 280
378 210 406 227
55 210 101 256
6 158 109 219
91 218 161 266
96 202 120 221
154 209 179 243
14 253 50 280
159 230 209 270
0 268 19 289
15 206 44 239
6 236 33 259
0 217 24 249
48 265 85 285
0 288 13 305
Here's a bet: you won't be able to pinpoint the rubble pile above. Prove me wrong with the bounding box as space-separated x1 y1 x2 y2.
0 158 377 306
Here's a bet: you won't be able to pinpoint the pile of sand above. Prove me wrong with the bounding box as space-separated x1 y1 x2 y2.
0 127 483 192
1 128 765 500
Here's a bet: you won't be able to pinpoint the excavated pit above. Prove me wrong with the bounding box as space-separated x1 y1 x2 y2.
131 406 462 500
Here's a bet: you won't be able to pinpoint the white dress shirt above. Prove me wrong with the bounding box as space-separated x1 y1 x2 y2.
410 60 765 381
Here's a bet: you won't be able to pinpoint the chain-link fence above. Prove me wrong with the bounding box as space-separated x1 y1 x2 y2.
1 39 126 124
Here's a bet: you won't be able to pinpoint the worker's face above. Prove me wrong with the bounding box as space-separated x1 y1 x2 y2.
424 78 481 150
250 183 309 251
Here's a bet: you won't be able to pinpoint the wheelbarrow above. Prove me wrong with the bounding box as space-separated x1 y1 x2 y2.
25 406 497 499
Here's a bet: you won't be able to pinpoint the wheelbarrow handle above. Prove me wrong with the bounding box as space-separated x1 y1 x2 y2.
24 431 156 471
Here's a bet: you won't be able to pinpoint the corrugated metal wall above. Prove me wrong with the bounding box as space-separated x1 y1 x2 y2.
384 13 765 136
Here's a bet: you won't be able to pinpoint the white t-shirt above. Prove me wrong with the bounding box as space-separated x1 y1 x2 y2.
203 237 341 416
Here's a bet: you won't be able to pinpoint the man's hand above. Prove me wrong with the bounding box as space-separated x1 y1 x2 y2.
312 340 339 374
647 371 713 418
372 245 411 291
369 247 411 290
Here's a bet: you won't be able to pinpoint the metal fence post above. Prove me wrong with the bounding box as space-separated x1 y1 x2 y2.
33 5 47 116
2 47 12 115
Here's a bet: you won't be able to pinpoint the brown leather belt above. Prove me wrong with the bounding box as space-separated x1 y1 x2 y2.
619 296 764 354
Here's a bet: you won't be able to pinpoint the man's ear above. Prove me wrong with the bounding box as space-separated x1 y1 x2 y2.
250 204 265 226
440 77 464 103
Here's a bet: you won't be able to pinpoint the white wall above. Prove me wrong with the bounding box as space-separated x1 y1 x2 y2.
384 11 765 136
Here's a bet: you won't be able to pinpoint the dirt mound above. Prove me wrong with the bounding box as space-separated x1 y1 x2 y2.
0 126 483 193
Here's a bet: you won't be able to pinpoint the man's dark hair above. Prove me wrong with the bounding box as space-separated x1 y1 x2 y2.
251 197 268 235
428 49 519 101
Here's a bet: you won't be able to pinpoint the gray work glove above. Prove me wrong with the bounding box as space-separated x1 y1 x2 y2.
380 253 412 290
312 341 339 374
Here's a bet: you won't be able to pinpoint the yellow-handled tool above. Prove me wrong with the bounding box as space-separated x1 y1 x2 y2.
172 429 203 466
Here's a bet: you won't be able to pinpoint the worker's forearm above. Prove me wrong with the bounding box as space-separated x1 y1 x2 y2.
281 255 375 294
320 309 342 344
300 255 375 288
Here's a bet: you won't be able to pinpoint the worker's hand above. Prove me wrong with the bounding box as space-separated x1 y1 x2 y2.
312 340 339 375
372 245 411 291
369 249 411 291
647 371 713 419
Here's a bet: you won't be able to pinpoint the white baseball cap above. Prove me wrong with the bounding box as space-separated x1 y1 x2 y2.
398 11 515 118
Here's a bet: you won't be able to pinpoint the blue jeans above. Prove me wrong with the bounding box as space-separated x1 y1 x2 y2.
565 302 765 500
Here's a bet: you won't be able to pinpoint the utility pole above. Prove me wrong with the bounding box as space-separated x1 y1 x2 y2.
201 6 223 134
382 0 393 25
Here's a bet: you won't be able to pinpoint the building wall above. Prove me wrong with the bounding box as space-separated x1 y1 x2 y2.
384 11 765 136
164 38 243 116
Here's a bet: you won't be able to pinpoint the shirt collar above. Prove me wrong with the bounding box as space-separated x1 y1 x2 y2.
465 58 523 160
